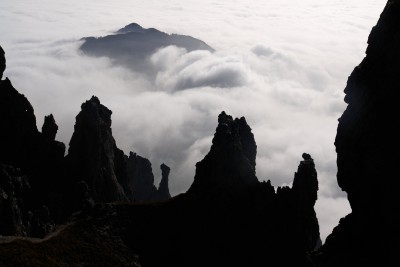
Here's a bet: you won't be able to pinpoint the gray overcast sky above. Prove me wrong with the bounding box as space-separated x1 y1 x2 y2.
0 0 386 241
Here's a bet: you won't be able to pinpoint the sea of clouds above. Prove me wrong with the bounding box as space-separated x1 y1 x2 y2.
0 0 386 241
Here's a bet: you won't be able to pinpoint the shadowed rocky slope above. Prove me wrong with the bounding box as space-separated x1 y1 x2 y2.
315 0 400 266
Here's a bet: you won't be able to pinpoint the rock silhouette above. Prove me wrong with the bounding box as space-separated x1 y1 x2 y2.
125 152 157 202
188 112 258 197
158 163 171 201
115 112 320 267
315 0 400 266
42 114 58 141
1 35 319 265
66 96 128 203
1 1 398 264
0 71 65 232
125 152 172 202
0 48 171 238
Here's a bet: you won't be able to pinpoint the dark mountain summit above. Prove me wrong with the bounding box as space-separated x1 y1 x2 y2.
116 23 147 34
315 0 400 266
80 23 214 76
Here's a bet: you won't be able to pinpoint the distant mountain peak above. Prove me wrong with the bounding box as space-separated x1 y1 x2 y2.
116 23 146 34
80 22 214 78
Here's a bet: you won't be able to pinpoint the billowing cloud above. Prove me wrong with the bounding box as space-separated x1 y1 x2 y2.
151 47 250 90
0 0 386 241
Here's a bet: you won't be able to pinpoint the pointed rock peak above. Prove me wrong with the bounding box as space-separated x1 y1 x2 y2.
188 111 258 195
158 163 171 201
218 111 232 123
160 163 170 175
67 97 126 202
213 111 257 169
0 45 5 80
302 153 312 161
292 153 318 206
42 114 58 141
89 95 101 105
78 96 112 128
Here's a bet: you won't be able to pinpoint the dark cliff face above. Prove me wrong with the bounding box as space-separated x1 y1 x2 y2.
67 96 127 203
0 164 31 236
316 1 400 266
125 152 158 202
0 62 64 236
0 78 39 169
0 74 65 205
0 45 5 80
336 0 400 213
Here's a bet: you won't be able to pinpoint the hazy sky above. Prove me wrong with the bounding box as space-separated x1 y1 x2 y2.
0 0 386 241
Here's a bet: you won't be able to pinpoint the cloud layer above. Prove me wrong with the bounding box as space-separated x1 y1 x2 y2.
0 0 386 241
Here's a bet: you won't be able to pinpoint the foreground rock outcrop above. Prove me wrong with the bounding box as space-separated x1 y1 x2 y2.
1 44 319 266
114 112 320 267
316 1 400 266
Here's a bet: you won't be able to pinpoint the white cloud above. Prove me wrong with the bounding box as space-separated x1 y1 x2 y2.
151 47 250 91
0 0 386 241
315 196 351 242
